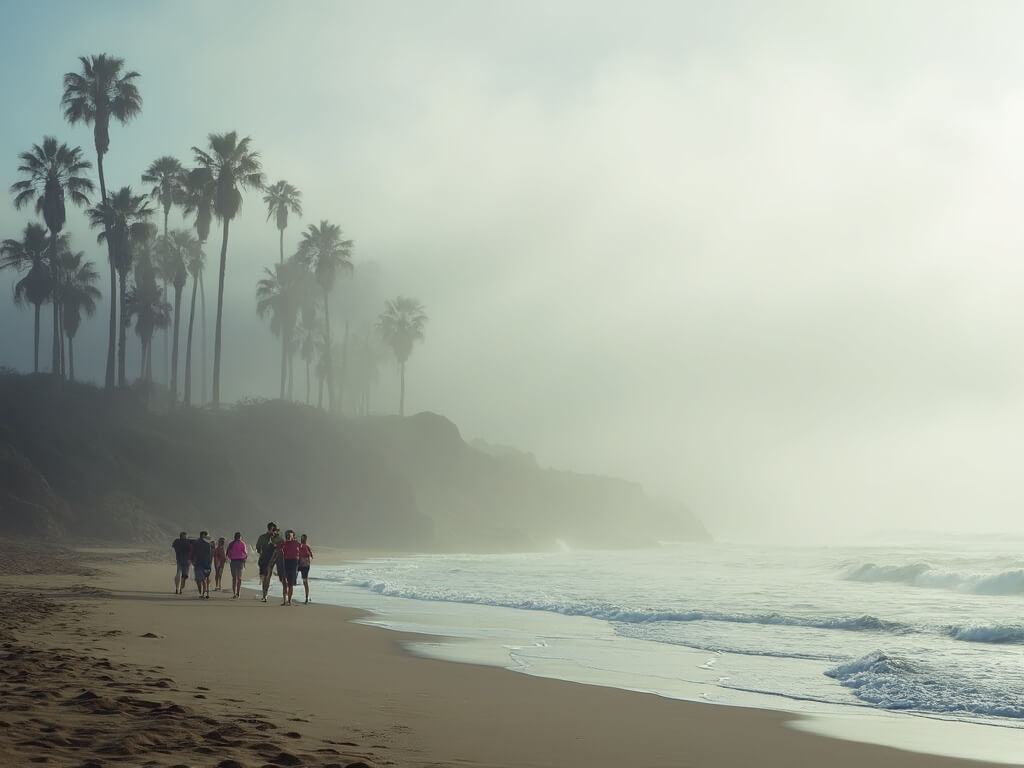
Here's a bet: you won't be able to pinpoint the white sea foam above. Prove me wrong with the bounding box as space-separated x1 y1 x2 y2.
826 651 1024 719
320 542 1024 729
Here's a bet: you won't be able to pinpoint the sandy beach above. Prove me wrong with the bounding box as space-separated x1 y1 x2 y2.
0 546 1011 768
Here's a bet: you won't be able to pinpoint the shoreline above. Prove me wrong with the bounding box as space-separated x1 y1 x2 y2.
1 547 1014 768
312 569 1024 767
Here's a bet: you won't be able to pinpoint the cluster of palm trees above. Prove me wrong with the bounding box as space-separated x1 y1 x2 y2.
2 52 429 415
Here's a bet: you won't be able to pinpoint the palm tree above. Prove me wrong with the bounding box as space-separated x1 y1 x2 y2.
58 249 101 381
163 230 195 399
87 186 154 386
296 220 353 412
141 156 185 237
347 330 383 416
182 239 206 406
295 316 320 405
10 137 94 376
181 167 215 404
256 258 303 399
62 53 142 389
377 296 428 417
0 223 53 372
191 132 264 405
127 252 170 383
142 155 185 386
263 180 302 264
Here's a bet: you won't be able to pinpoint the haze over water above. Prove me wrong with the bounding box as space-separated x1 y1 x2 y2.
4 2 1024 543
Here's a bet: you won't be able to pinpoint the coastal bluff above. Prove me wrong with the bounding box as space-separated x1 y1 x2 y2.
0 372 709 551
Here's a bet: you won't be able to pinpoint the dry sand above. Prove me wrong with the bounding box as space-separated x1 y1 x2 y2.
0 546 1009 768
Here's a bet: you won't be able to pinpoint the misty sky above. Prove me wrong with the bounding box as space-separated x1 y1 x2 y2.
3 1 1024 541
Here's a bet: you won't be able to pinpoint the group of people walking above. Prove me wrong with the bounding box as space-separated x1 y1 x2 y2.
171 522 313 605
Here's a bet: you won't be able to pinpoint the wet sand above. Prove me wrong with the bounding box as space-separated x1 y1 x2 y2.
0 546 1008 768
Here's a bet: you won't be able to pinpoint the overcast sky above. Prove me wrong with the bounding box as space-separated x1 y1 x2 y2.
3 1 1024 542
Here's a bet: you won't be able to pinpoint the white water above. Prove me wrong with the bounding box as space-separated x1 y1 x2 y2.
311 538 1024 763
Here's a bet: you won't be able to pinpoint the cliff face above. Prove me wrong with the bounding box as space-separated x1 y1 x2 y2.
0 374 710 550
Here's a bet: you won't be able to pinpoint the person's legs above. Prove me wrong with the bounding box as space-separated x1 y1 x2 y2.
260 560 271 601
177 562 189 594
230 560 242 598
300 566 310 603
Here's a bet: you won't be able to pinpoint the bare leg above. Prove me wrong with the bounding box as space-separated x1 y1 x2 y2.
302 575 310 603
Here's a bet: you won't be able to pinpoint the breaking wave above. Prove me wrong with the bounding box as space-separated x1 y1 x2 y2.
843 563 1024 596
826 651 1024 718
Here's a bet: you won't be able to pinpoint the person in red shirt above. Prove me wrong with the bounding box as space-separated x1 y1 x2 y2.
297 534 314 604
276 530 302 606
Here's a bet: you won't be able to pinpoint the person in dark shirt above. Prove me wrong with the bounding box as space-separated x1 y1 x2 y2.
191 531 214 599
171 532 191 594
255 522 283 603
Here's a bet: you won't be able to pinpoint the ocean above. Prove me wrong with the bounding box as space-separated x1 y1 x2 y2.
311 538 1024 763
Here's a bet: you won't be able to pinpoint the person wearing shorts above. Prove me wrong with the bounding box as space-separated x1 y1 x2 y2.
277 530 301 606
213 537 226 591
226 531 248 599
171 531 191 594
191 531 214 599
297 534 313 604
255 522 282 603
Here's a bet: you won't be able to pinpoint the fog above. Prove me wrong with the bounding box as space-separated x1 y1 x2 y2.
3 1 1024 541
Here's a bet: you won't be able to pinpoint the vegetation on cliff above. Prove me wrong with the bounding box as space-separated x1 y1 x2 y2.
0 373 709 550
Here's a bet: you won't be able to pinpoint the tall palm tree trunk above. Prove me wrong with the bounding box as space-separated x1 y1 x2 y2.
279 331 287 399
199 270 207 405
118 272 128 386
323 288 334 412
68 334 75 381
212 220 230 406
287 350 294 401
49 235 60 375
183 273 198 406
57 301 66 378
399 359 406 417
170 284 183 399
162 278 169 387
279 227 284 265
163 210 170 388
94 156 117 389
32 304 41 373
139 339 146 380
340 317 350 415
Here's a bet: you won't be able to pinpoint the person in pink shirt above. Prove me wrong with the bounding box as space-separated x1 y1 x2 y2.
225 531 248 599
297 534 314 604
276 530 301 606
